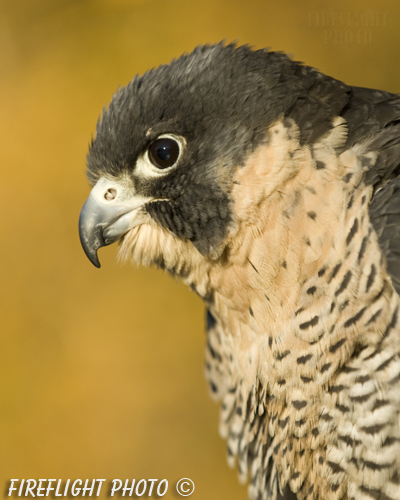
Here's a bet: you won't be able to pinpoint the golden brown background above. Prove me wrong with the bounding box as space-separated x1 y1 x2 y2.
1 1 399 498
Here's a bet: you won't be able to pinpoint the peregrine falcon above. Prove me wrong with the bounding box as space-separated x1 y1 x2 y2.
79 43 400 500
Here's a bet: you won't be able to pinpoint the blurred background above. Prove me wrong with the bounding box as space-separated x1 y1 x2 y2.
1 0 399 498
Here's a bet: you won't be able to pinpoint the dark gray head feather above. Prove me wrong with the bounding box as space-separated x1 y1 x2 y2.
87 42 400 258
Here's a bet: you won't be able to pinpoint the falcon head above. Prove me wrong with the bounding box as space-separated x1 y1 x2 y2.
79 43 313 276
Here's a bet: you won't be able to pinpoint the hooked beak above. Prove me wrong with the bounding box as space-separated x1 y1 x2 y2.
79 178 152 268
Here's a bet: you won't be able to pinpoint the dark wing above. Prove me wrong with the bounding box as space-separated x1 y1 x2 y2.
341 86 400 295
370 177 400 294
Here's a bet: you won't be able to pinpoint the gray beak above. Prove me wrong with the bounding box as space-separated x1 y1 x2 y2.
79 178 153 268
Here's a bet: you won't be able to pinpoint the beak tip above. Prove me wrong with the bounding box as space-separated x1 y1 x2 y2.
79 196 105 269
91 257 101 269
82 245 102 268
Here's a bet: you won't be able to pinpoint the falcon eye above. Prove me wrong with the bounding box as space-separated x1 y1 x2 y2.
148 137 180 169
139 133 185 177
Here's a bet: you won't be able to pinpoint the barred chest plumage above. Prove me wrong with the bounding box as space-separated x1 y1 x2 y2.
201 120 400 500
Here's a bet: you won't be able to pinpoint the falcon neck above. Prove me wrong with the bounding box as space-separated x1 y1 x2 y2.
201 122 400 372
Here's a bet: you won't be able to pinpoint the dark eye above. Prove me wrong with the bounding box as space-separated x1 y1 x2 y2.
148 137 180 169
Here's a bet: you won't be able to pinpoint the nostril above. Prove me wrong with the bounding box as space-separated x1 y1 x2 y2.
104 188 117 201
